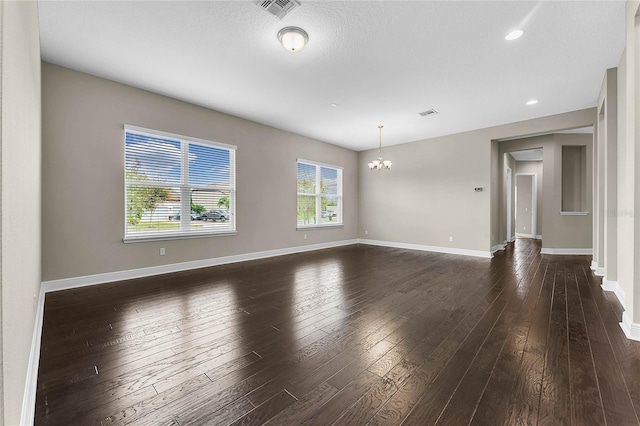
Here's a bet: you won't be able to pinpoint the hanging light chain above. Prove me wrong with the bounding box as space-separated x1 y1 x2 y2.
368 124 392 171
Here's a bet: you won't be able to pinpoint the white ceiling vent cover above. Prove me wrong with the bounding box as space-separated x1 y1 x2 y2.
255 0 301 20
418 109 439 117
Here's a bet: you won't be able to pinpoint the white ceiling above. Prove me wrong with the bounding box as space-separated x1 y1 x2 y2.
38 1 625 151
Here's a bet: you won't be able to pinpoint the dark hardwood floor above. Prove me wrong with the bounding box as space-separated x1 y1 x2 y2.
35 239 640 425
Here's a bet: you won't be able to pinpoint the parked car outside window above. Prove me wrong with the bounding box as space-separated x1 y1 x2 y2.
174 211 201 221
201 209 229 222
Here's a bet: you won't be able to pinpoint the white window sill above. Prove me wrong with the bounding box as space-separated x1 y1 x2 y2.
123 231 237 243
560 211 589 216
297 224 344 230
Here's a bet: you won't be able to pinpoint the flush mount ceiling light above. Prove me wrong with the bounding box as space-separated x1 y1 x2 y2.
368 125 392 171
505 29 524 41
526 99 539 105
277 26 308 52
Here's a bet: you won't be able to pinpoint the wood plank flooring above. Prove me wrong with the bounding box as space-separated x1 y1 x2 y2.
34 239 640 425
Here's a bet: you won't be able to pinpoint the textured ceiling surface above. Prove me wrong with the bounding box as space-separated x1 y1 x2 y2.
38 1 625 151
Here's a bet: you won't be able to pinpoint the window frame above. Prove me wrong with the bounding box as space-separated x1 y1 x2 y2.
123 124 237 243
296 158 343 229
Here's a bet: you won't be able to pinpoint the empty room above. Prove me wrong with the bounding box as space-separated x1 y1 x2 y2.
2 0 640 425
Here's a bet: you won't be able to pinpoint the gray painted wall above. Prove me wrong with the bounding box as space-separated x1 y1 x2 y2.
357 109 594 254
42 63 358 281
596 68 618 281
504 153 516 242
516 174 533 235
616 45 634 315
1 2 42 424
499 133 593 250
516 160 543 236
609 1 639 323
358 131 491 253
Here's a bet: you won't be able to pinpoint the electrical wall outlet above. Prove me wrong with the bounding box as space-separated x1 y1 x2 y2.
365 230 369 235
449 236 454 242
303 234 307 240
160 247 166 256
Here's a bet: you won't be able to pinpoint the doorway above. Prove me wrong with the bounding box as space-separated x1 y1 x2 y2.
515 173 537 238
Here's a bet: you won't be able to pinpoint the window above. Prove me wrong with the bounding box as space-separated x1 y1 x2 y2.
297 159 343 228
124 125 236 242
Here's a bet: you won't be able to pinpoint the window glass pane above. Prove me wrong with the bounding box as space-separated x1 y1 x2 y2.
296 160 342 228
320 167 338 195
126 185 181 234
297 163 316 194
125 128 236 240
320 196 339 224
297 195 316 226
190 189 233 232
125 133 181 185
189 143 232 187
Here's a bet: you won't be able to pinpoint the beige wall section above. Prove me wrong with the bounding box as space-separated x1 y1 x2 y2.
41 63 358 281
499 133 593 251
599 69 618 281
617 45 634 320
358 108 594 254
1 1 42 424
490 140 500 249
515 160 543 235
358 131 491 252
515 174 533 235
635 1 640 323
613 0 640 324
504 153 516 242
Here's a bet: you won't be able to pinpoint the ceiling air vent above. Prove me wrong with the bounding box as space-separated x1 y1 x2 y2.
255 0 301 20
418 109 438 117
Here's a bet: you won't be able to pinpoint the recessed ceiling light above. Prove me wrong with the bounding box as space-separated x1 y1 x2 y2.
505 29 524 41
526 99 539 105
330 103 338 107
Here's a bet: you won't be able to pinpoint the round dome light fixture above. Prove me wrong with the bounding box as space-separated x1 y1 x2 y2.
277 26 309 52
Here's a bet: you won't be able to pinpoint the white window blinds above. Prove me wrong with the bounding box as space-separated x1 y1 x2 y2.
124 126 236 241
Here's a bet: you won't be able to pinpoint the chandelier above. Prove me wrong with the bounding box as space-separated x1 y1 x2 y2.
368 125 392 171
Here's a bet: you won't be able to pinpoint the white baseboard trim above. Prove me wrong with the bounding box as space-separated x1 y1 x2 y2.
540 247 593 255
20 287 45 426
42 239 358 293
595 267 605 277
620 312 640 341
515 232 534 238
491 243 506 254
600 281 638 342
590 260 598 271
601 278 626 308
357 239 492 259
30 239 359 423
